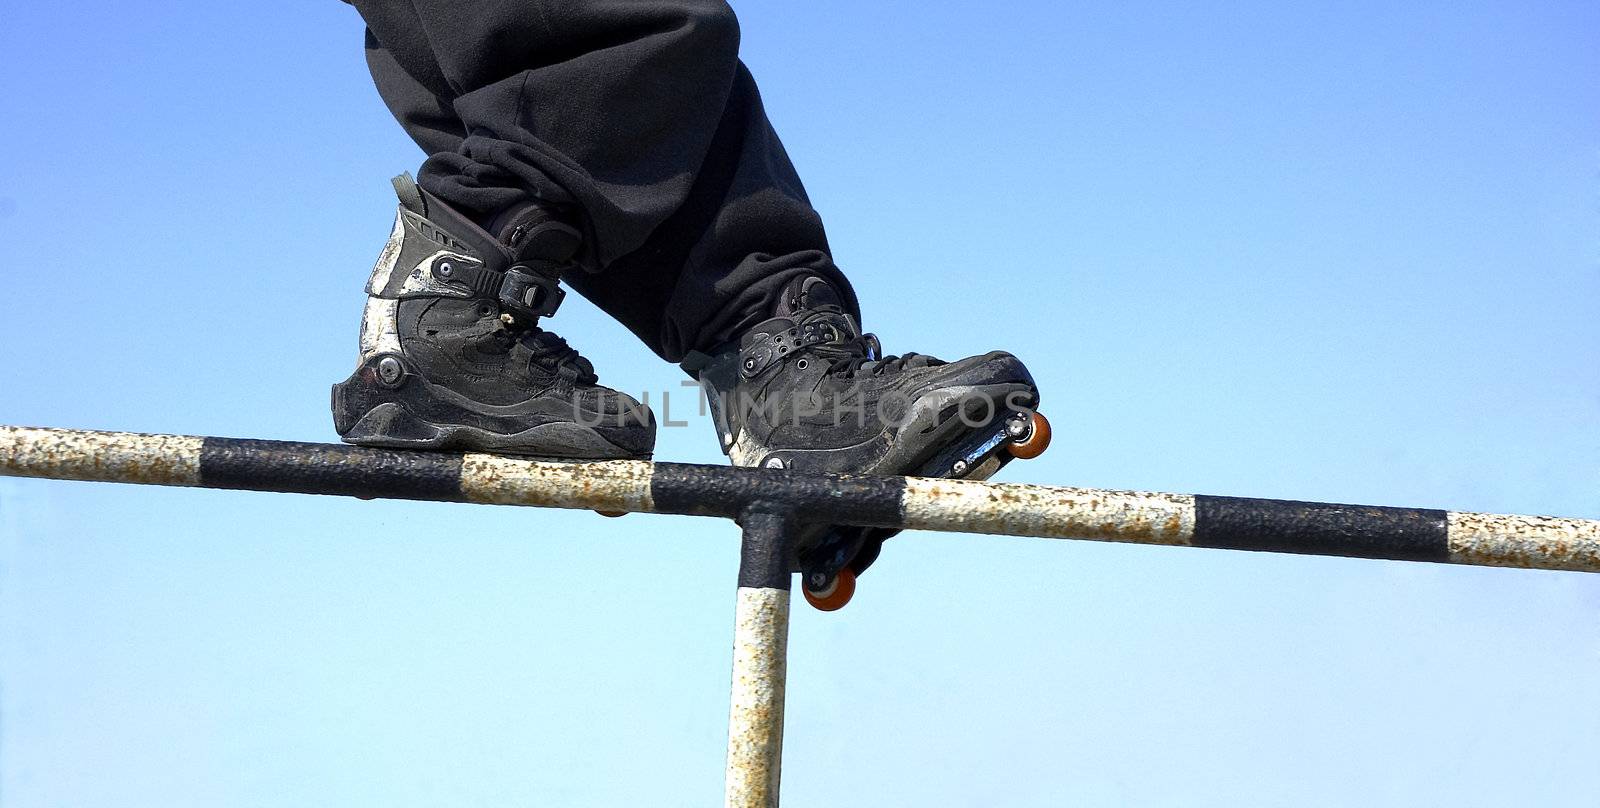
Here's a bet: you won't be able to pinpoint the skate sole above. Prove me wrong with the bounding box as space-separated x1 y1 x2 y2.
341 402 648 460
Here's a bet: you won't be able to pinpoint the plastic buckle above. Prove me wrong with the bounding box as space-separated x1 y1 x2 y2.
498 265 565 322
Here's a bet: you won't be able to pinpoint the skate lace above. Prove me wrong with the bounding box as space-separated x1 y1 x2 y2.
807 336 914 379
522 328 597 384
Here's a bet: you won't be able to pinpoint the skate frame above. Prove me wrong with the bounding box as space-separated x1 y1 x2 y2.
3 425 1598 807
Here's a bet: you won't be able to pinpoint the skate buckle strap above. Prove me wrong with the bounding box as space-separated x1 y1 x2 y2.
431 257 565 323
497 265 566 322
738 311 859 379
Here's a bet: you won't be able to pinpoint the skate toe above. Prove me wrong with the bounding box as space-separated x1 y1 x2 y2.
938 350 1037 396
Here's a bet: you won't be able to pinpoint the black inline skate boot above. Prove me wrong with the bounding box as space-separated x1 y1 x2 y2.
332 174 654 459
684 276 1049 609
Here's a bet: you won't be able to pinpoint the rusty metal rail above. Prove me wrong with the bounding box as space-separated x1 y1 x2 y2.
4 424 1599 807
4 426 1597 572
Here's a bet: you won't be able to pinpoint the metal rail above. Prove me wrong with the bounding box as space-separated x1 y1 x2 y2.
4 425 1599 806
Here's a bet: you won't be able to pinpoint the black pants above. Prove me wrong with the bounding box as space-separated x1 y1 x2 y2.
345 0 859 362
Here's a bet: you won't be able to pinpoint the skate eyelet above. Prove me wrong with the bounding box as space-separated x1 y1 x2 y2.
796 358 809 370
477 304 494 317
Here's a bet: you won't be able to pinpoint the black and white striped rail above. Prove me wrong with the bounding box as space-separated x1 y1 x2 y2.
5 423 1598 808
2 425 1596 572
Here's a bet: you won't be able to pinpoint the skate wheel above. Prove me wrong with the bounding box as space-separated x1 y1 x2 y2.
803 568 857 612
595 510 627 518
1006 411 1051 460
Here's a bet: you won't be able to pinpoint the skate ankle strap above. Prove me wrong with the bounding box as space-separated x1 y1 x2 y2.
497 264 566 324
738 311 858 379
430 257 566 325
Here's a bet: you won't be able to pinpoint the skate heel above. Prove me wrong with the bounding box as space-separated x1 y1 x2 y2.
338 402 450 449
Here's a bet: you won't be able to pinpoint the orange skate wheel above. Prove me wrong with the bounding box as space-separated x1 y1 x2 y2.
1006 411 1052 460
803 568 857 612
595 510 627 518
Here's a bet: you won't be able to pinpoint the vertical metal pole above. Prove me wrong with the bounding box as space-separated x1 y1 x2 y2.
725 505 794 808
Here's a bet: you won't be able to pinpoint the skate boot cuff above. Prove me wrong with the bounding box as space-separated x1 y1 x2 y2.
392 173 568 327
773 274 847 319
486 202 582 266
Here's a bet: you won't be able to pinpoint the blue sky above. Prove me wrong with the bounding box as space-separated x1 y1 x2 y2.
2 1 1597 805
